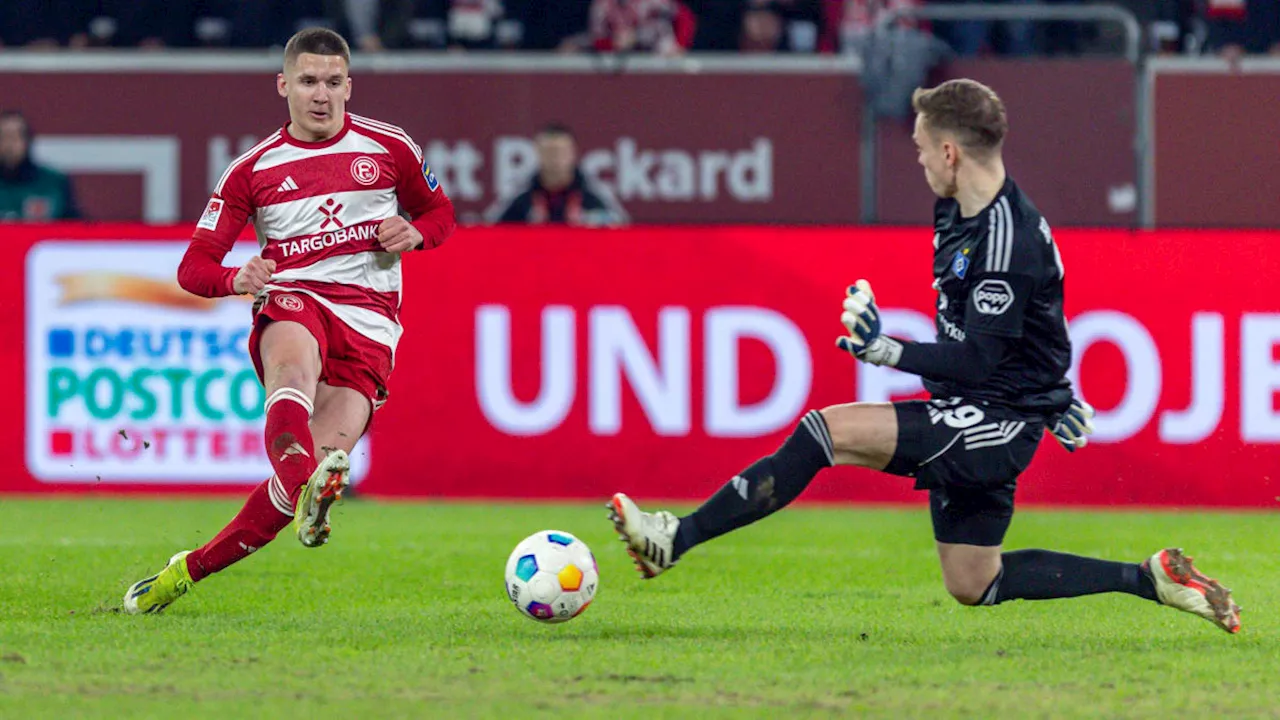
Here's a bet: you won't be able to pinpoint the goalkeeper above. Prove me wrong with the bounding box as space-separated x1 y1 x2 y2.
606 79 1241 634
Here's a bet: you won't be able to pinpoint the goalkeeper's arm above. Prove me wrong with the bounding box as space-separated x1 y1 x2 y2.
893 332 1011 385
837 277 1012 385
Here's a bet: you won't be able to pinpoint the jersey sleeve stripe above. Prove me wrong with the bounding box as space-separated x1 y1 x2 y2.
351 119 422 163
998 196 1014 272
350 115 423 164
994 204 1002 271
999 200 1009 271
214 131 282 195
349 113 414 142
351 119 423 164
986 196 1014 273
994 203 1005 272
985 206 998 272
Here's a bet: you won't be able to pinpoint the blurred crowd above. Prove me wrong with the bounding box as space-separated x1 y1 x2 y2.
1 0 1277 58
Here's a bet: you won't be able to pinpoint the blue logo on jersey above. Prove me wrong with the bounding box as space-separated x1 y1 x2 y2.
422 158 439 192
952 252 969 279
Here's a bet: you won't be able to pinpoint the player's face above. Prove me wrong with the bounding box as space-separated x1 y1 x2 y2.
278 53 351 142
536 133 577 187
913 114 957 198
0 117 28 169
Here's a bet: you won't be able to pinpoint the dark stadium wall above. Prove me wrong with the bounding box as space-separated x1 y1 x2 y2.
1152 72 1280 228
8 60 1140 228
875 60 1138 227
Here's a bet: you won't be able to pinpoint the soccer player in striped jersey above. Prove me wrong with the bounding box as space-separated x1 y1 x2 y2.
123 27 455 614
608 79 1243 634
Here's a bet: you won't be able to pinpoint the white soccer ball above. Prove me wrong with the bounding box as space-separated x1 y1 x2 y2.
504 530 599 623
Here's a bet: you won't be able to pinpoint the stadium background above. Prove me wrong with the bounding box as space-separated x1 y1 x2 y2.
2 0 1278 508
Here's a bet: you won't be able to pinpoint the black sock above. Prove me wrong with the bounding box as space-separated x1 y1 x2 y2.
981 549 1159 605
673 410 833 560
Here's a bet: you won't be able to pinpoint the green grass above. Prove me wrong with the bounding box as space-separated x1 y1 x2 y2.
0 497 1277 719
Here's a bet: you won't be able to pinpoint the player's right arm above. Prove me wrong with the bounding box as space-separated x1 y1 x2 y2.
836 278 1012 385
177 164 268 297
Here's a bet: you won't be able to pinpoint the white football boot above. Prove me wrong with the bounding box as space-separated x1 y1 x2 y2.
606 493 680 578
1144 547 1241 634
294 449 351 548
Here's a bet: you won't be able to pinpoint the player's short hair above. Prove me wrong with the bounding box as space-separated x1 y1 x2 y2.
912 79 1008 156
536 122 575 141
283 27 351 69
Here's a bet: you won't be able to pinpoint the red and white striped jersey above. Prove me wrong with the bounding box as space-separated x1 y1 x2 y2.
178 113 456 355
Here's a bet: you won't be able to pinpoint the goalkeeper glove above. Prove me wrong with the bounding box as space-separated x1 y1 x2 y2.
1049 397 1095 452
836 279 902 367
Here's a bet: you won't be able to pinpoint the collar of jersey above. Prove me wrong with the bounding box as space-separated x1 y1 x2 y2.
280 113 352 149
954 175 1014 225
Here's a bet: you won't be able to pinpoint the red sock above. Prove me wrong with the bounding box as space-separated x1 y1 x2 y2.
264 387 318 497
187 476 295 581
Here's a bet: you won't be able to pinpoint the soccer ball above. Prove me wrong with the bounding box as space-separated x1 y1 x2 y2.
504 530 598 623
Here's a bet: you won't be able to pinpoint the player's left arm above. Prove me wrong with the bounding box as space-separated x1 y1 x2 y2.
378 133 457 253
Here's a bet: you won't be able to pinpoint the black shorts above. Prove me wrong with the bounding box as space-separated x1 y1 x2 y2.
883 398 1044 547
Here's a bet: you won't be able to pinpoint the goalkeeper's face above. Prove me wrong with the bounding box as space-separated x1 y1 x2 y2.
279 53 352 142
913 114 957 199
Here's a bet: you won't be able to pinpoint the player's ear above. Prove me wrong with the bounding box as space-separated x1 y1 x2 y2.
276 73 288 98
344 75 352 101
944 141 959 168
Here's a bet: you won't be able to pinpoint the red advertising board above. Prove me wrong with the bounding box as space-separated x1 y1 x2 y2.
4 224 1278 507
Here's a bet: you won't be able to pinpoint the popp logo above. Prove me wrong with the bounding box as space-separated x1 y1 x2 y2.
972 279 1015 316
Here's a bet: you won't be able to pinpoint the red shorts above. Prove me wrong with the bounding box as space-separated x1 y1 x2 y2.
249 290 394 412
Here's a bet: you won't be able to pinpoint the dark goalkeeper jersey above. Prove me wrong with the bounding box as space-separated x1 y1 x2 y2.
925 177 1073 416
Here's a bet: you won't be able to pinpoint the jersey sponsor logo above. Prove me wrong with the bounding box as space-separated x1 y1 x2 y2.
938 313 966 341
350 156 380 186
951 251 969 279
317 198 345 230
274 294 304 312
973 279 1015 315
422 158 439 192
197 199 223 231
278 222 379 257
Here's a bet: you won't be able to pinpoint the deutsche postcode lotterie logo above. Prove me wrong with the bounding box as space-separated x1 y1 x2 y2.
24 241 370 485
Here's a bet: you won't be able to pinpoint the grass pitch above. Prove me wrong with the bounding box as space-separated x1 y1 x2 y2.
0 497 1276 719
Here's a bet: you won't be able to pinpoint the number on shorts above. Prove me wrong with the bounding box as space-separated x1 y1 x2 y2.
940 404 985 429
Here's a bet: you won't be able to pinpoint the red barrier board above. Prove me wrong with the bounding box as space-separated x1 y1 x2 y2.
3 224 1278 507
11 60 1134 227
11 71 862 225
1153 71 1280 228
